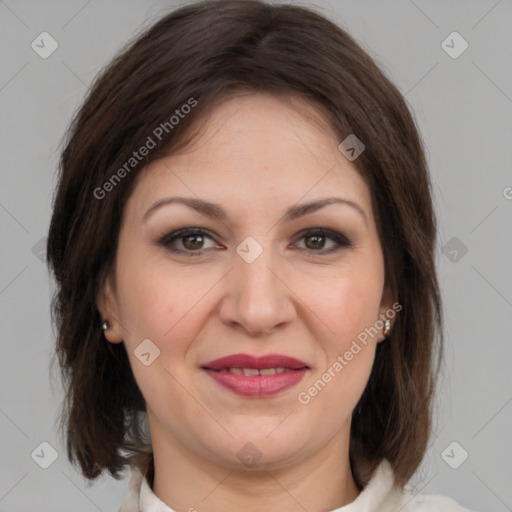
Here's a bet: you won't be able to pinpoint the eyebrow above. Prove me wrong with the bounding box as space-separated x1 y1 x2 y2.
142 195 368 226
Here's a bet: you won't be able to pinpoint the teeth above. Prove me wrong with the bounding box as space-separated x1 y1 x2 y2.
242 368 260 376
227 367 287 376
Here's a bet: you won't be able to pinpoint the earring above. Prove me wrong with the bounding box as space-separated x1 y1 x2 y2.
383 319 391 336
102 321 110 331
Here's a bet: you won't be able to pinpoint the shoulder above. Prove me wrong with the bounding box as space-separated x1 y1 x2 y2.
117 465 143 512
397 486 475 512
356 459 476 512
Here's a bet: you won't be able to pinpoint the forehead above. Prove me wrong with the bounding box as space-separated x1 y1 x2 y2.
125 93 374 224
158 92 342 173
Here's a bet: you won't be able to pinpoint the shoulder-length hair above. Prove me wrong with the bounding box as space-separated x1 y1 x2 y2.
46 0 443 489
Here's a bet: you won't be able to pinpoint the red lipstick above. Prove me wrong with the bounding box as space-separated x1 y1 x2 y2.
201 353 309 397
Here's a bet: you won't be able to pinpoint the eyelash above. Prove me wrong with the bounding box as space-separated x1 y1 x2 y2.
159 227 352 257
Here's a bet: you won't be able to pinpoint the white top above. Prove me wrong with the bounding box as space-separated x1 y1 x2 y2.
117 458 475 512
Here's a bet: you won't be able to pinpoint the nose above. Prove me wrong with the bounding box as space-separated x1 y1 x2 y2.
218 244 296 337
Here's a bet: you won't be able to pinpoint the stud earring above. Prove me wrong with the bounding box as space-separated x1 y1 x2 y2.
383 319 391 336
102 321 110 331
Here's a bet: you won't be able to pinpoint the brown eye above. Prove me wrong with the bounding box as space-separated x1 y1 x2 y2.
304 233 327 250
182 233 205 250
160 228 217 255
295 229 352 254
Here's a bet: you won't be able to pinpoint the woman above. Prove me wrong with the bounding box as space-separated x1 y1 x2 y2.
46 0 475 510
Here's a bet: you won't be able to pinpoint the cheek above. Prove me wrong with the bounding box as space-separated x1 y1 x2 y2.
298 265 384 349
115 247 212 350
302 275 380 411
114 254 203 404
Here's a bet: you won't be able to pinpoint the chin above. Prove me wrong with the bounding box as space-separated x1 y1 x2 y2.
219 423 309 468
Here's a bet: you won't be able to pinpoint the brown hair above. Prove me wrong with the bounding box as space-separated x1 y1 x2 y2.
46 0 443 489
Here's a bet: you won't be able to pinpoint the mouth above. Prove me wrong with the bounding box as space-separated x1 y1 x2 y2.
200 353 310 397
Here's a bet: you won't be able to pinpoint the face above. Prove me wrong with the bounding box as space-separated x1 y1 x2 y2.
99 92 394 472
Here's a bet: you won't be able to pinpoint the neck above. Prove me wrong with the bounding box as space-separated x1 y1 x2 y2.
149 425 361 512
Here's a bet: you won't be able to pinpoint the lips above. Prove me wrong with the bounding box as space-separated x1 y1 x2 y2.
202 353 309 371
201 353 310 397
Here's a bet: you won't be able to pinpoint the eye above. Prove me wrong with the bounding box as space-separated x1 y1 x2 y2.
293 229 352 254
159 228 218 256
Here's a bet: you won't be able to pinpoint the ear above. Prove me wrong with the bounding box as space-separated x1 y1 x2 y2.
375 285 397 344
96 274 124 344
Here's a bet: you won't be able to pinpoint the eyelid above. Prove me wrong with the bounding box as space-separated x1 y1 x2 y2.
292 227 351 244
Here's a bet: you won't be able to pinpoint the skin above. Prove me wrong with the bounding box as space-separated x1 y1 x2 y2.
98 92 395 512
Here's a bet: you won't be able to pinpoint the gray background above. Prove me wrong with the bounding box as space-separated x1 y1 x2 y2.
1 0 511 511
